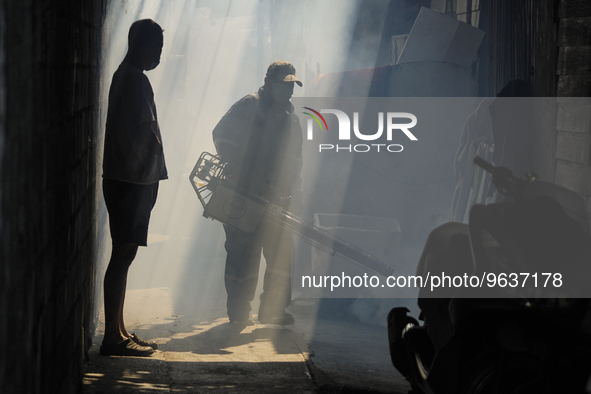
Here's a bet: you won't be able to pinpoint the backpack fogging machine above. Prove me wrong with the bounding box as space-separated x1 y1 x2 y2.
189 152 395 277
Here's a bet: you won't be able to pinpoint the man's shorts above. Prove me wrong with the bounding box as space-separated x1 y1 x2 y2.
103 178 159 246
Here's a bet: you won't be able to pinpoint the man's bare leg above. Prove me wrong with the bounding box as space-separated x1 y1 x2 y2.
119 289 131 338
102 242 138 345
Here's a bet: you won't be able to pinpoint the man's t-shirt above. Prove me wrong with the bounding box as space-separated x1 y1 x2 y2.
103 62 168 184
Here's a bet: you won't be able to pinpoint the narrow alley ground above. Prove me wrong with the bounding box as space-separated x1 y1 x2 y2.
82 288 411 393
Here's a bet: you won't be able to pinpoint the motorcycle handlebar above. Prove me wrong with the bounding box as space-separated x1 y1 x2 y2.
473 156 533 199
473 156 495 174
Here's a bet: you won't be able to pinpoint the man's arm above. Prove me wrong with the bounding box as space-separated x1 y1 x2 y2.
212 94 258 174
291 113 304 191
136 120 163 156
289 113 304 215
122 72 163 160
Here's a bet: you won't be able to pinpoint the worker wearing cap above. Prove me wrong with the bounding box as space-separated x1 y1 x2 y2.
212 60 304 325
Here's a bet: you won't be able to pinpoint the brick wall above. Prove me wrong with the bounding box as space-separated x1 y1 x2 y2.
556 0 591 231
0 1 107 393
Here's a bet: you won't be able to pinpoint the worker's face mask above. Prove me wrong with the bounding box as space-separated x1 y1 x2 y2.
272 82 294 103
145 40 163 71
146 59 160 71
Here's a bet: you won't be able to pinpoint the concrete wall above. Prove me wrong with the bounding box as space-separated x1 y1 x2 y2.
0 1 107 393
555 0 591 231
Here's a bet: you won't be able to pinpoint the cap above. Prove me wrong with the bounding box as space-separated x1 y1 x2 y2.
266 60 303 87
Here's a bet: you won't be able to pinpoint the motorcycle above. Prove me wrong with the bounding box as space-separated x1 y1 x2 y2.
387 156 591 394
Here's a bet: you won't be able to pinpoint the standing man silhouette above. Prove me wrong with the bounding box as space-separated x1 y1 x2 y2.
100 19 167 356
212 61 304 326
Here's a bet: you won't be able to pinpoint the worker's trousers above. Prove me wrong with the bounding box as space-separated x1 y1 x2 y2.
223 221 292 322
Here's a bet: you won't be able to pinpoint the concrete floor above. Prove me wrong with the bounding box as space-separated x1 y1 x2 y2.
83 288 411 393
